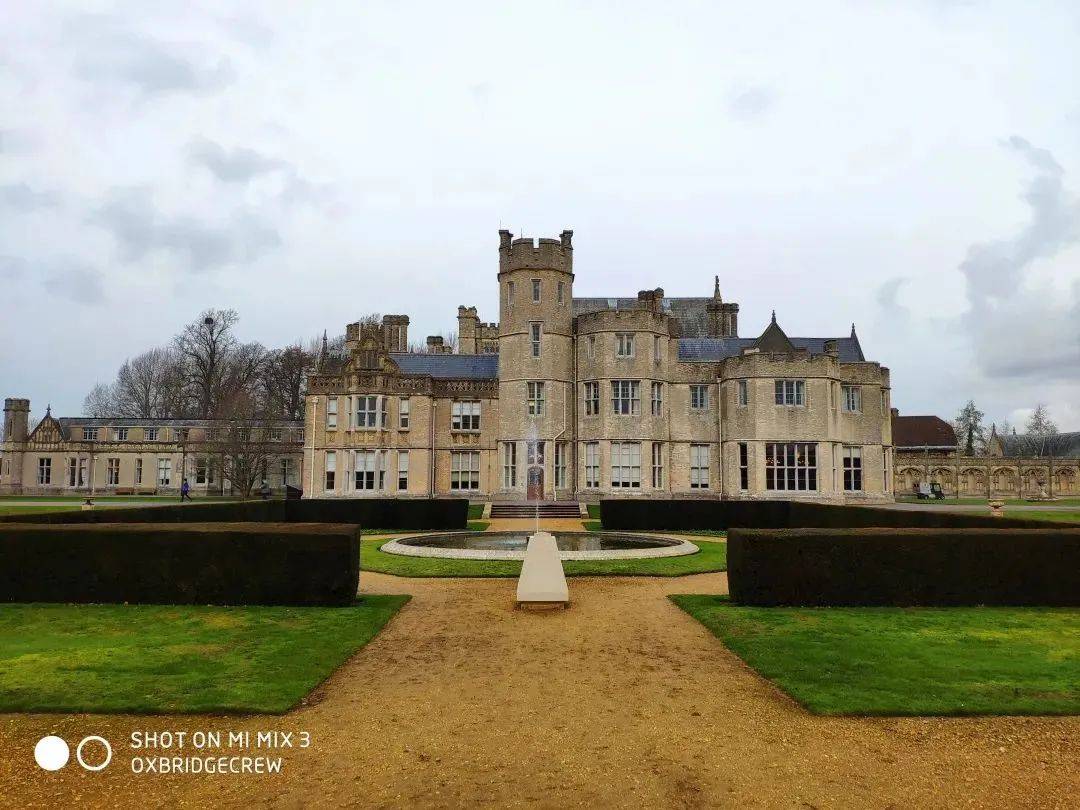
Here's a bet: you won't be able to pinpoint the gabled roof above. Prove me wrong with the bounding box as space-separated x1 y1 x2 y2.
892 415 958 450
389 353 499 379
753 313 796 353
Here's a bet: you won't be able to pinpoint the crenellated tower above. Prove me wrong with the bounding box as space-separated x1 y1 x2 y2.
496 230 575 498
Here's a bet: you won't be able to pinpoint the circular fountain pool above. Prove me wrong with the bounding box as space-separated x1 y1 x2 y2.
380 531 699 561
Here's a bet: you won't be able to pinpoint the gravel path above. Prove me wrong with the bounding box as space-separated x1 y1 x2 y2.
2 572 1077 808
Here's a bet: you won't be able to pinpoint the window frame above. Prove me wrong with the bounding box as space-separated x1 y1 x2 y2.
554 442 567 489
531 278 541 303
651 442 663 488
451 400 481 432
650 382 663 416
398 450 409 491
615 333 635 358
399 398 410 430
584 441 600 488
737 380 749 407
842 385 862 414
690 444 710 489
765 442 818 491
738 442 749 490
325 451 336 491
610 441 641 489
843 445 863 491
774 379 806 407
326 396 338 429
502 442 517 488
450 450 481 491
527 381 545 416
611 380 640 416
529 322 542 358
583 381 600 416
690 384 709 410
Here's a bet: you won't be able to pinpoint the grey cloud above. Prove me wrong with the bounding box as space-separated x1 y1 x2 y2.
187 137 288 183
70 16 233 97
90 188 281 271
876 277 910 324
727 86 777 120
0 183 60 209
960 137 1080 379
42 263 106 305
0 256 26 280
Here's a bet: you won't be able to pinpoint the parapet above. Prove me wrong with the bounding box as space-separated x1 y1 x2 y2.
4 398 29 411
498 230 574 275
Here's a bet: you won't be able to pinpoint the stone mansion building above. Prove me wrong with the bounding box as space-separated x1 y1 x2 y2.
2 229 899 502
303 230 894 502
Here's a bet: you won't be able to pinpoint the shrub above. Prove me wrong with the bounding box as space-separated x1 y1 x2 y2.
0 522 360 606
598 499 1069 531
727 528 1080 607
0 498 469 530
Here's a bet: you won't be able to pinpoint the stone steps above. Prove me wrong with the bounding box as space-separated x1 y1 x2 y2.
490 503 584 519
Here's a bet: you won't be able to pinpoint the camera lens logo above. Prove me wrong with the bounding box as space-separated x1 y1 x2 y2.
34 735 112 772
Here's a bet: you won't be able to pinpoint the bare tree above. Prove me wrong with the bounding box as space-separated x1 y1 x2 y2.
83 382 116 417
213 391 277 499
263 342 315 420
113 347 187 418
1024 404 1059 457
174 309 241 419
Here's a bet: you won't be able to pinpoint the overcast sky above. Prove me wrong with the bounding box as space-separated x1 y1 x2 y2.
2 1 1079 430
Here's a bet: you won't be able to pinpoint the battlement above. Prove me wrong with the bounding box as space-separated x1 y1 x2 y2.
498 229 574 275
4 398 29 411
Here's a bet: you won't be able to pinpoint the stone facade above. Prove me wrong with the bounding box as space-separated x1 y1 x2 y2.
0 398 303 496
305 230 894 502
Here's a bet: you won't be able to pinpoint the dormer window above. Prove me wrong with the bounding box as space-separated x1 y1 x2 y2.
83 427 99 441
146 427 158 441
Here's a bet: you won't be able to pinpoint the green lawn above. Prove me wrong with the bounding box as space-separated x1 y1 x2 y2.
361 535 726 577
896 496 1080 507
0 495 238 503
0 596 409 714
671 595 1080 716
0 504 84 516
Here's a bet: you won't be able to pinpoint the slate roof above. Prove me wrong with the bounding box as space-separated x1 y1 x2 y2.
677 336 866 363
892 415 958 450
389 353 499 379
573 297 712 337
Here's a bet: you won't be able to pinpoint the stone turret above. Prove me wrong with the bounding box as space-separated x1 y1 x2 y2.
706 275 739 337
3 398 29 443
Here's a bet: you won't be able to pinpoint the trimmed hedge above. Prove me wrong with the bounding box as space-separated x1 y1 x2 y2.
599 498 1073 531
727 528 1080 606
0 498 468 530
0 522 360 606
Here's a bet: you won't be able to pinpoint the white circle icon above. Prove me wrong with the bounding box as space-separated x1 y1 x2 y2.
76 736 112 772
34 736 70 771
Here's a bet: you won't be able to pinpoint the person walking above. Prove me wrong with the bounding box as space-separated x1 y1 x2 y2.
180 478 192 502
